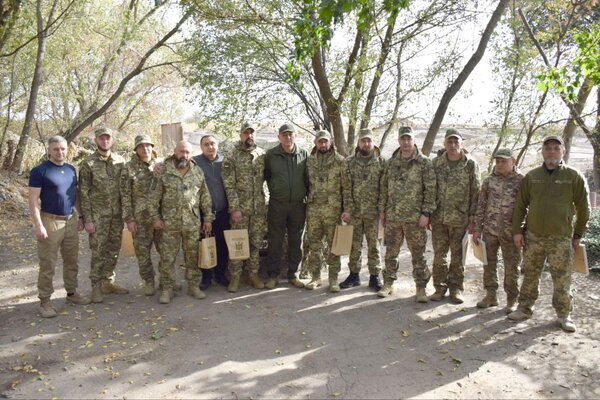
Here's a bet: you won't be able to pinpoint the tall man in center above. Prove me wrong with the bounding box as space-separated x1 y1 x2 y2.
264 123 308 289
222 122 267 292
304 129 352 292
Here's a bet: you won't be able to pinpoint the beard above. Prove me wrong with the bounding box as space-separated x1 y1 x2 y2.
176 157 190 169
359 148 373 157
244 138 255 148
318 148 330 154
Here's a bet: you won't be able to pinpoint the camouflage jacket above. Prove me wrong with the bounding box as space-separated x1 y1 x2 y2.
79 150 125 223
345 147 385 218
148 156 214 230
222 142 266 216
380 145 436 223
120 153 158 225
306 147 352 216
432 150 480 227
473 168 524 238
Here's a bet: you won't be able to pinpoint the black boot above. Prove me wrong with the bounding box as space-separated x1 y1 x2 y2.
369 274 382 291
340 272 361 289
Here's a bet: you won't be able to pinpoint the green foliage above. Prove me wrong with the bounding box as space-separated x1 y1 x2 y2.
583 208 600 268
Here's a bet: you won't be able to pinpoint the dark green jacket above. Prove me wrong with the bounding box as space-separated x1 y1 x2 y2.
264 144 308 203
512 162 590 237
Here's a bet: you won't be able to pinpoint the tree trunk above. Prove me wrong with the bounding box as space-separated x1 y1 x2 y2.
421 0 510 156
563 76 592 163
347 34 370 152
593 88 600 193
0 0 21 54
11 0 57 171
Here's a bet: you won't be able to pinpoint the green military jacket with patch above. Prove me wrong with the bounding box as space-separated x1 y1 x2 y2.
222 142 266 216
512 162 590 237
432 150 480 227
345 147 385 218
149 156 213 231
264 144 308 204
79 150 125 223
381 145 436 223
306 147 352 216
120 153 158 224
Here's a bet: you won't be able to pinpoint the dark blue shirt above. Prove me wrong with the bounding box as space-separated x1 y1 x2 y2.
29 160 78 216
192 153 228 213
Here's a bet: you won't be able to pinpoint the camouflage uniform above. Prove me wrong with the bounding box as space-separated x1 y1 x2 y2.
79 150 126 285
120 152 161 284
346 147 385 275
512 160 590 318
222 141 267 275
431 150 480 292
306 146 352 281
380 145 436 287
472 167 523 302
148 156 213 290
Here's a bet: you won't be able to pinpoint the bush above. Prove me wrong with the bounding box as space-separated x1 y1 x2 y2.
583 208 600 269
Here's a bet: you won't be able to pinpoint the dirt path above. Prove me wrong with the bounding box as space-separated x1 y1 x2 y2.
1 214 600 399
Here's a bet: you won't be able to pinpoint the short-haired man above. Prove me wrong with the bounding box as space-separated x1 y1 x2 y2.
378 127 436 302
193 134 230 289
79 127 128 303
29 136 90 317
340 128 385 291
472 148 523 312
263 123 309 289
304 129 352 292
120 134 161 296
508 136 590 332
149 140 213 304
222 123 267 292
430 129 480 304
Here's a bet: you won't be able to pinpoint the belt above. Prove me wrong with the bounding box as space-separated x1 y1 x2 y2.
41 211 73 221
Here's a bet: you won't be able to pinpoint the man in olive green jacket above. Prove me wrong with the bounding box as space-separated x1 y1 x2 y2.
508 136 590 333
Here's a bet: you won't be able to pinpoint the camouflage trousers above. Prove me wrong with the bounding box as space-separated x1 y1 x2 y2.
481 232 521 301
157 228 202 290
89 213 122 285
228 213 266 275
348 215 381 275
516 232 573 318
132 222 161 283
306 213 341 278
432 223 467 291
383 221 430 288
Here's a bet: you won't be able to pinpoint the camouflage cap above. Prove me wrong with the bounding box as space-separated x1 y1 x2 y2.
241 122 256 133
542 135 564 146
279 123 295 134
94 127 112 138
314 130 332 141
134 134 154 149
493 148 513 159
445 129 463 140
358 128 374 140
398 126 414 138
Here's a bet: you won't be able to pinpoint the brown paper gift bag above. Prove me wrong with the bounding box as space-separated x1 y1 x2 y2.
331 225 353 256
572 244 588 274
224 229 250 260
198 236 218 269
121 228 136 257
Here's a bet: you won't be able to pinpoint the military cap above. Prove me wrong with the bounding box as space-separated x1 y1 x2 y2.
94 127 112 138
134 134 154 149
398 126 414 138
358 128 374 140
542 135 564 146
279 123 296 134
493 148 513 159
314 130 332 141
445 129 463 140
241 122 256 133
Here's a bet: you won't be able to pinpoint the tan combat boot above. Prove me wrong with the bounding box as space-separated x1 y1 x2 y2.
248 272 265 289
430 287 447 302
228 274 240 293
449 289 464 304
505 296 517 314
91 284 104 303
159 289 171 304
476 290 498 308
39 298 57 318
377 283 394 298
264 277 278 289
187 285 206 300
66 292 91 305
144 280 156 296
329 274 340 293
305 273 321 290
101 281 129 295
416 287 428 303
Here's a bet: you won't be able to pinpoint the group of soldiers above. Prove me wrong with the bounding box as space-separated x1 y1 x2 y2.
29 123 590 333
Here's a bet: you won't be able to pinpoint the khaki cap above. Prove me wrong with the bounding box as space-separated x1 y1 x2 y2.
241 122 256 132
445 129 463 140
279 123 296 134
314 130 332 140
134 134 154 149
94 127 112 138
398 126 414 138
542 135 564 146
493 148 513 159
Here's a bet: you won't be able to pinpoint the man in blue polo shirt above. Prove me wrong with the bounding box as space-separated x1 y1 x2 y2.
28 135 90 318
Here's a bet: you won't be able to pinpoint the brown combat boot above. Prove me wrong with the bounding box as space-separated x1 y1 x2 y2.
187 285 206 299
505 296 517 314
66 292 91 305
228 274 240 293
248 272 265 289
477 290 498 308
91 284 103 303
39 298 57 318
416 287 428 303
449 289 464 304
101 281 129 295
430 288 447 302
